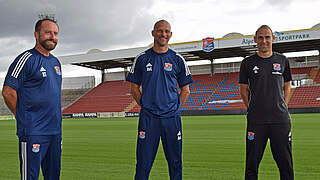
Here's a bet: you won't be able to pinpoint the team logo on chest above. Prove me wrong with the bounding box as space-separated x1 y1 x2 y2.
40 67 47 77
164 63 172 71
54 66 62 75
253 66 259 74
32 144 40 153
273 63 281 71
146 63 152 72
272 63 282 75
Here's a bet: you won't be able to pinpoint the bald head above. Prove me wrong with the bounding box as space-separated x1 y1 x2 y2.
152 20 172 53
153 20 171 31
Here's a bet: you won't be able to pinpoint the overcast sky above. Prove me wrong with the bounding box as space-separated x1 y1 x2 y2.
0 0 319 79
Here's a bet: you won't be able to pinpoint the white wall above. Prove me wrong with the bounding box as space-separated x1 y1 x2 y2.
62 76 95 89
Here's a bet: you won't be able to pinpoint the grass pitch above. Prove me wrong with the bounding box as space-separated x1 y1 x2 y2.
0 113 320 179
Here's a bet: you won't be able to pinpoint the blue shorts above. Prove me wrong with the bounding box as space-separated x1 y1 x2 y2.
19 135 62 180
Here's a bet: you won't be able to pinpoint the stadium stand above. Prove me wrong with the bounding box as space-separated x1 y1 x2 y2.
62 80 132 113
180 72 245 111
290 66 315 75
313 69 320 84
127 72 245 112
127 101 140 113
61 89 91 108
288 85 320 107
60 66 320 114
309 68 319 81
0 89 91 115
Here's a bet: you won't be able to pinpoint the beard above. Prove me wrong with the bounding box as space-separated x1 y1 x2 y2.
38 34 58 51
40 39 57 51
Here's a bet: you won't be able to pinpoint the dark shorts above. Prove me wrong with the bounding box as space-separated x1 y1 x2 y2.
135 109 182 180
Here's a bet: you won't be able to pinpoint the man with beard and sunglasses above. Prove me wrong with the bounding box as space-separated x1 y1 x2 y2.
2 18 62 180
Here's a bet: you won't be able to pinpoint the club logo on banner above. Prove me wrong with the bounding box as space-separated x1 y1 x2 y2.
202 37 215 52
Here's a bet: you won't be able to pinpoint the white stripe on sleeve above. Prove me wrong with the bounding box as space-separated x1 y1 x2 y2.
177 53 191 76
11 52 32 78
130 52 145 74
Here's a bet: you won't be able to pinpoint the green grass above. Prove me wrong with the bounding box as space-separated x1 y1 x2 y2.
0 114 320 179
0 115 15 120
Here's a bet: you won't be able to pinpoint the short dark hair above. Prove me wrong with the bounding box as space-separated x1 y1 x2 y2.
35 18 59 32
255 25 273 36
